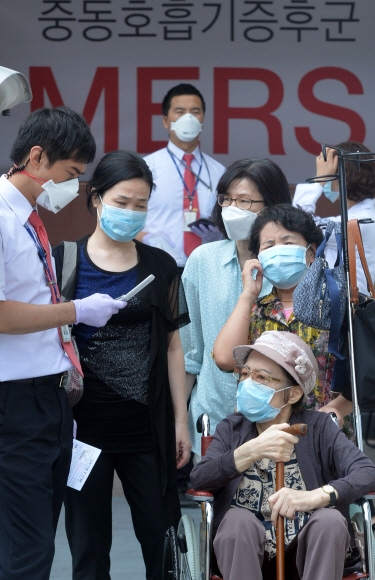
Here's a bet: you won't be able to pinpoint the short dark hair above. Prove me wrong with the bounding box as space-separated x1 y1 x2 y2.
211 158 292 238
10 106 96 166
86 150 154 212
249 204 324 255
162 83 206 117
336 141 375 202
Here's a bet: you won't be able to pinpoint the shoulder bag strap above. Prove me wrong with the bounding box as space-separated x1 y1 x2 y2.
61 241 79 302
347 221 358 304
348 219 375 303
315 220 335 259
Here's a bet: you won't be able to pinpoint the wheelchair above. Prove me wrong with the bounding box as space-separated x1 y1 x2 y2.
162 414 374 580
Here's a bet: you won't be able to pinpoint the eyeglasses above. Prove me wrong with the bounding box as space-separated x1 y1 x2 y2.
233 365 284 385
217 194 264 211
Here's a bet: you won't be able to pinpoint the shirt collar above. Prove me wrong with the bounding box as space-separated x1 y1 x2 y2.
259 291 277 305
0 175 34 226
257 291 290 326
222 239 239 266
167 140 202 163
348 198 375 212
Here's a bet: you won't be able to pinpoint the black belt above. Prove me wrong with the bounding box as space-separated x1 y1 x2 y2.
0 372 68 388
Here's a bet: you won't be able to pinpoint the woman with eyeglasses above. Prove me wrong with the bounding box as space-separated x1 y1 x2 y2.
213 204 352 422
180 158 291 459
53 150 191 580
191 331 375 580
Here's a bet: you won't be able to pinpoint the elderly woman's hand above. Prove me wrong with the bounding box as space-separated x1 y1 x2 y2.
241 258 264 302
234 423 299 472
268 487 330 526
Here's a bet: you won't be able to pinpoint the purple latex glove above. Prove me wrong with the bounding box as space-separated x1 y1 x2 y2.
189 224 223 243
72 293 127 327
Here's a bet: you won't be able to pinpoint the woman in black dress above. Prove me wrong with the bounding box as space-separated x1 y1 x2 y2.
54 150 191 580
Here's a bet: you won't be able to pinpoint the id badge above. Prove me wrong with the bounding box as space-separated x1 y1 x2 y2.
60 324 71 343
183 209 198 232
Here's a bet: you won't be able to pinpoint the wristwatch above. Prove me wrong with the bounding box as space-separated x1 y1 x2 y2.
322 485 337 507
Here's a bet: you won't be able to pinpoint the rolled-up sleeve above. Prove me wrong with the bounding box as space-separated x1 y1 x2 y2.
293 183 323 214
181 258 204 375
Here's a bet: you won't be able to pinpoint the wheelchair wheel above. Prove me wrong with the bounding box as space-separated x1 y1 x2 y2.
177 514 199 580
163 526 179 580
351 502 375 576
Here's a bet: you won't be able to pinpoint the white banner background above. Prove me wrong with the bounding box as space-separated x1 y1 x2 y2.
1 0 375 184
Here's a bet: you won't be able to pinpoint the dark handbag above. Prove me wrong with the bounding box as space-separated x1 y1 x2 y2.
292 220 346 358
348 220 375 410
60 241 84 407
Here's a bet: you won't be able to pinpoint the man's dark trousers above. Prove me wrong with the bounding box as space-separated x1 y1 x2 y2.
0 375 72 580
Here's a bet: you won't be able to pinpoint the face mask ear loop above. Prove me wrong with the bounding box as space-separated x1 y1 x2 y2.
271 385 293 411
97 195 103 220
306 243 315 264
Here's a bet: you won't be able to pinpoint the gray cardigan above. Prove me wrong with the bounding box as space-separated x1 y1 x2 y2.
190 410 375 533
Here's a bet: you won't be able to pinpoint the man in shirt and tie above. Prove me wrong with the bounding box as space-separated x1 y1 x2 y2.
139 83 225 271
0 106 126 580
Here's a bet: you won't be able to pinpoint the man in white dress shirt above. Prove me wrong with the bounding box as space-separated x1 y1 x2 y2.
139 83 225 269
0 107 126 580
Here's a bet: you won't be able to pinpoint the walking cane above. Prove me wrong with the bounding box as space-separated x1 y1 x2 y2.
275 423 307 580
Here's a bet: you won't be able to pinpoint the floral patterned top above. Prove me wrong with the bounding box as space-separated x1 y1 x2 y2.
249 292 334 410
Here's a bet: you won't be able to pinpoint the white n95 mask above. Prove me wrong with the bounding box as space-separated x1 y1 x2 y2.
36 178 79 213
170 114 203 142
221 205 260 241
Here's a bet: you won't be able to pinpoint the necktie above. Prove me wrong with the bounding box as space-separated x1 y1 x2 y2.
183 153 201 257
28 210 83 376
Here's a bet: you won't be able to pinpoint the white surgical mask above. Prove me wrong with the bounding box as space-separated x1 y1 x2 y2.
36 178 79 213
170 113 203 142
221 205 261 241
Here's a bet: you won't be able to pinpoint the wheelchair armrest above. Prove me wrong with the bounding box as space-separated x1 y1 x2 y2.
186 488 214 503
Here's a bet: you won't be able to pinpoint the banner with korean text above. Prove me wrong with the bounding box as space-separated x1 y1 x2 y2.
0 0 374 185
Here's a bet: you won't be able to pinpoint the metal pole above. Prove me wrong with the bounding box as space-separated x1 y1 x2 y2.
337 151 363 450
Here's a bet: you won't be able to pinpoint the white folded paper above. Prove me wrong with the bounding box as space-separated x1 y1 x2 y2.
67 439 101 491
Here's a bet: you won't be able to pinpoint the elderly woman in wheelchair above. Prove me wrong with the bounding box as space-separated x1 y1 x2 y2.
190 330 375 580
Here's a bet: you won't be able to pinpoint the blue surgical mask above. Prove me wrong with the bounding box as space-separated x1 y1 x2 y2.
98 196 147 242
323 181 339 203
258 244 310 290
236 378 292 423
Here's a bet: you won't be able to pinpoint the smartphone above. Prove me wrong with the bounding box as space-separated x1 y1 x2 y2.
115 274 155 301
188 218 215 229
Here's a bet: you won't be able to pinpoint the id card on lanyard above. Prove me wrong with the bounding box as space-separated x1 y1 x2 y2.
168 149 204 232
183 210 198 232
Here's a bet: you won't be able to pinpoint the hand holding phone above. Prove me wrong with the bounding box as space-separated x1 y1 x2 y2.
188 219 223 243
187 218 215 229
